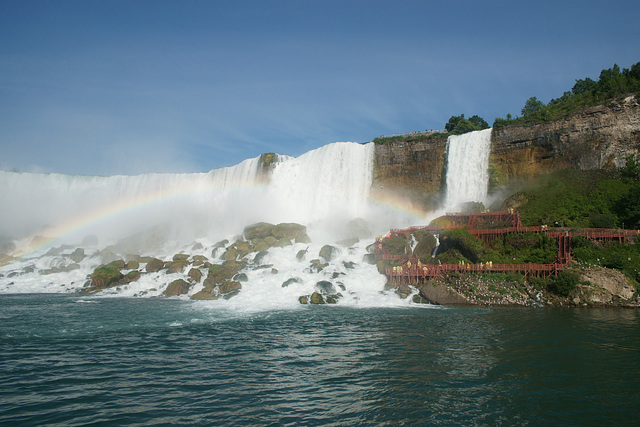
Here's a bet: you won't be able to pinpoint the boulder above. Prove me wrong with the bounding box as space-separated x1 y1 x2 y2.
146 258 164 273
296 249 307 261
126 260 140 270
413 233 437 260
233 272 249 282
221 247 238 262
219 280 242 295
188 268 202 283
173 253 190 261
90 265 124 290
310 292 325 304
273 238 292 247
168 260 189 274
192 255 208 266
244 222 276 240
121 270 141 284
253 250 269 265
190 288 219 300
319 245 338 262
315 280 336 294
253 240 270 252
362 253 377 265
204 263 239 286
70 248 85 263
163 279 191 297
273 223 307 240
295 234 312 244
282 277 302 287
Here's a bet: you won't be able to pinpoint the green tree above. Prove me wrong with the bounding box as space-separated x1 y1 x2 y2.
521 96 545 116
468 115 489 129
445 114 464 132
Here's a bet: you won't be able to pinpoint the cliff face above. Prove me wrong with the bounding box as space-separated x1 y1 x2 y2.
490 94 640 187
372 135 447 211
372 94 640 202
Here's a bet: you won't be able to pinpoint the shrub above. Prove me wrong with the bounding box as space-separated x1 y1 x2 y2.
549 271 579 297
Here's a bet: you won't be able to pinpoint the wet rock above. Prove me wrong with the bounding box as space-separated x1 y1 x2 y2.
309 259 328 272
173 253 190 261
244 222 276 240
319 245 338 262
222 247 238 261
66 263 81 271
233 272 248 282
168 260 189 274
253 240 270 252
190 286 219 300
204 263 239 286
163 279 191 297
213 239 229 248
315 280 336 294
343 261 356 269
273 223 307 240
296 248 308 261
126 260 140 270
121 270 141 284
192 255 208 266
299 295 309 304
336 237 359 247
188 268 203 283
273 238 292 247
145 258 164 273
282 277 302 287
253 250 269 265
90 265 124 290
192 242 204 251
219 280 242 295
362 253 377 265
310 292 325 304
108 260 127 270
70 248 85 263
295 234 312 244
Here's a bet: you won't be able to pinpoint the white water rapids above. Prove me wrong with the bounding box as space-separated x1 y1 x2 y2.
0 132 493 307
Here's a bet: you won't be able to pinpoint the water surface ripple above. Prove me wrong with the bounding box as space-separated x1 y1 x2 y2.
1 295 639 425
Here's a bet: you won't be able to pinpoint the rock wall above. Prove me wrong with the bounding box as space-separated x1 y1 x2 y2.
490 94 640 187
372 135 447 212
372 94 640 202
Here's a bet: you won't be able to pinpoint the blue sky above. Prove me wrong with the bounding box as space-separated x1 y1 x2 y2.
1 0 639 176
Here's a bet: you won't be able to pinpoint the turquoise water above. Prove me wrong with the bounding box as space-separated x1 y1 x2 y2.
1 295 639 426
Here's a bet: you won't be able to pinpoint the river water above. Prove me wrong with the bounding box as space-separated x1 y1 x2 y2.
1 294 638 426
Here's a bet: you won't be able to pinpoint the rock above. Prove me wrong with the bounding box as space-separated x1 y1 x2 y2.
192 242 204 250
244 222 276 240
296 249 308 261
70 248 85 263
273 238 292 247
578 267 636 300
343 261 356 269
146 258 164 273
264 236 277 246
192 255 208 266
221 247 238 262
188 268 202 283
219 280 242 295
336 237 359 247
107 260 127 270
163 279 191 297
213 239 229 248
90 265 124 290
273 223 307 240
362 253 377 265
66 263 81 271
299 295 309 304
234 241 252 256
295 234 312 244
126 260 140 270
319 245 338 262
167 260 188 274
190 287 218 300
315 280 336 294
253 250 269 265
121 270 141 284
310 292 325 304
233 272 248 282
173 253 190 261
413 233 437 260
282 277 302 287
253 240 270 252
204 263 239 286
309 259 328 272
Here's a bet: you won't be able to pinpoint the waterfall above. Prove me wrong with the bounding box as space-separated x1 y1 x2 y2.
0 142 374 246
443 128 492 210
